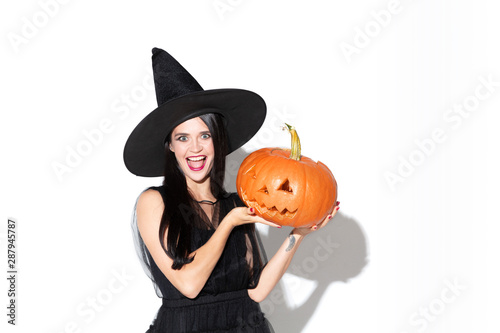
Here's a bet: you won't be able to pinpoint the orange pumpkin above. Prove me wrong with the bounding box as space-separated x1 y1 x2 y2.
236 124 337 228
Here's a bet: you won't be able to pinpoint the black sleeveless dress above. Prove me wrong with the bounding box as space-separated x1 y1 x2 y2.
132 186 273 333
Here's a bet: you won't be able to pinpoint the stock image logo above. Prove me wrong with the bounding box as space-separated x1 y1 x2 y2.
384 74 498 191
339 0 403 64
52 267 134 333
51 69 154 182
7 0 73 53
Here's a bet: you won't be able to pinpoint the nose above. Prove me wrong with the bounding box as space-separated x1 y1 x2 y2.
190 137 202 153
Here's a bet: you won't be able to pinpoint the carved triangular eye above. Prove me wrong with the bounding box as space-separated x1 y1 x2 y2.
245 165 257 179
278 179 293 193
259 185 269 194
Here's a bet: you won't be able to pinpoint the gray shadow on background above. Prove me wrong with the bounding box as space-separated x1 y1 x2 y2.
226 147 369 332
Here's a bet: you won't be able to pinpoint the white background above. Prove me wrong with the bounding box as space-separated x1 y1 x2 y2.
1 0 499 332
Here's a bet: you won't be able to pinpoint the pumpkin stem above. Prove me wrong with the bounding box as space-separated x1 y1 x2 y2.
284 123 301 161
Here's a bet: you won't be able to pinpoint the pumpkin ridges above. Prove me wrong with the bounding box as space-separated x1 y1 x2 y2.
289 156 307 227
238 149 269 201
236 126 337 228
321 164 336 210
239 149 280 214
314 161 337 223
268 164 299 217
241 151 297 225
283 157 306 226
287 159 335 227
251 152 278 204
238 152 336 227
303 163 320 226
256 156 288 213
237 149 265 184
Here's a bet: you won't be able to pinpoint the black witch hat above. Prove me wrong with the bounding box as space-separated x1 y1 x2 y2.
123 48 266 177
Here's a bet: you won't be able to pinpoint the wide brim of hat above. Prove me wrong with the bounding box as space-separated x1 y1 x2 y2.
123 88 266 177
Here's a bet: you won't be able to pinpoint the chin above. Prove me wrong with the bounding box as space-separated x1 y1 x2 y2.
187 172 210 184
185 166 213 184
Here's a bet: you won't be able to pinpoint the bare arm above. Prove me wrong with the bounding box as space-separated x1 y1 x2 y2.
247 229 305 302
137 189 279 299
248 203 340 303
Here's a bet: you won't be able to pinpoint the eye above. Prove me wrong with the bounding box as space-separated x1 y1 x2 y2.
278 179 293 193
244 165 257 179
258 185 269 194
176 136 188 142
201 133 211 139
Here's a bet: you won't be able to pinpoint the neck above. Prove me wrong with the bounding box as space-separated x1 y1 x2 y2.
186 177 215 202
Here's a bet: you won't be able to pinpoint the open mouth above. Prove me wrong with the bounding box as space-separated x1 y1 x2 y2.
186 155 207 171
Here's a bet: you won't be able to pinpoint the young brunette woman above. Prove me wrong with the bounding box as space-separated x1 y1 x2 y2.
124 48 339 333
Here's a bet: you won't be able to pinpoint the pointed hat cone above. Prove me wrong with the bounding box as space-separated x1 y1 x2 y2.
123 48 266 177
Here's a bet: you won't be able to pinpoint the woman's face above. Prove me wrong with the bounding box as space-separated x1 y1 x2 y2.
169 117 215 185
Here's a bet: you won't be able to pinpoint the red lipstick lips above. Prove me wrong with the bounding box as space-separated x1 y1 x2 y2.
186 155 207 171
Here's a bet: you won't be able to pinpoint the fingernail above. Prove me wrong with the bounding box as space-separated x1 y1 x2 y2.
336 201 340 206
278 225 282 228
250 207 254 213
335 206 340 211
313 226 318 230
327 215 332 220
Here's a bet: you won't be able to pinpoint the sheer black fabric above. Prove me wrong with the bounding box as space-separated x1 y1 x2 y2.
131 185 273 332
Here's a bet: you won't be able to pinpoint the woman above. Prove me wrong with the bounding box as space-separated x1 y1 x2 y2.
124 48 339 332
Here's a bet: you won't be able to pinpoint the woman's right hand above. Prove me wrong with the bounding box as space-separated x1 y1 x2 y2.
224 207 282 229
137 191 280 299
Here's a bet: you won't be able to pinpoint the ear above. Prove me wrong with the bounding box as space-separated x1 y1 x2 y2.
169 144 174 152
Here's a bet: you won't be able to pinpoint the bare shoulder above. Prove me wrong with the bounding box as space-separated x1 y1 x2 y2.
138 188 163 207
135 189 176 276
136 189 164 231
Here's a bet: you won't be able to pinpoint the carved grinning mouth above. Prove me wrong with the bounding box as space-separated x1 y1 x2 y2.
241 178 298 220
256 202 297 219
243 196 298 219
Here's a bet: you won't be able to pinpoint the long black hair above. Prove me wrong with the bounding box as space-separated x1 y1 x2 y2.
159 113 228 269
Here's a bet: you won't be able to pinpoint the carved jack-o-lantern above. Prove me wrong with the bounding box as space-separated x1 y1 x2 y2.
237 124 337 228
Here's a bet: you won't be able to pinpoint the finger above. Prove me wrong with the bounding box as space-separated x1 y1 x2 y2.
262 221 282 228
315 217 328 229
329 204 340 219
316 210 335 230
254 216 282 228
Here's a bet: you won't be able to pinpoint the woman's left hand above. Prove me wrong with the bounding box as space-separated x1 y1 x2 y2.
292 201 340 237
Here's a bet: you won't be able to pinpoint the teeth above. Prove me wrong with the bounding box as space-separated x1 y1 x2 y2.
187 156 205 161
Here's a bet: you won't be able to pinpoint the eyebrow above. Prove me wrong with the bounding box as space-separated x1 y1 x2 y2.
174 131 211 137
